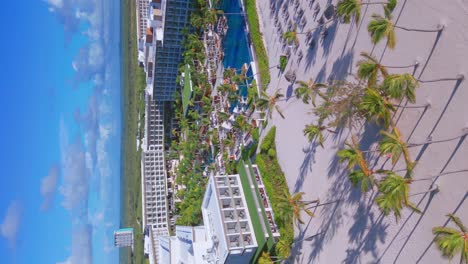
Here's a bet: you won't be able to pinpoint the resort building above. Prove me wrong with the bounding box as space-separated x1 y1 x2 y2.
151 0 193 101
157 162 280 263
114 228 134 248
141 93 170 264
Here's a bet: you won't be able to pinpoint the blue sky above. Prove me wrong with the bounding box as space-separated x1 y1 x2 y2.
0 1 121 263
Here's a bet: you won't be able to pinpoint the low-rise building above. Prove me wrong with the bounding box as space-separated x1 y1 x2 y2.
157 162 280 263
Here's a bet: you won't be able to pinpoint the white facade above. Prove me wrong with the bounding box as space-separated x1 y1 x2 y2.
114 228 134 248
141 94 169 263
157 173 258 264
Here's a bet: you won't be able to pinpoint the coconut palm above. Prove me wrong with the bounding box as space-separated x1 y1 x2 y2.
357 52 389 86
380 73 419 103
256 89 285 119
358 88 396 129
233 114 251 133
337 136 375 192
432 214 468 263
375 171 422 220
283 30 298 46
275 238 291 259
380 127 416 177
368 13 443 49
258 251 274 264
303 123 336 147
278 191 315 226
336 0 395 24
294 79 328 106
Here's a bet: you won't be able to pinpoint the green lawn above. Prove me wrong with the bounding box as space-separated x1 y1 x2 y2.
120 0 146 263
182 64 193 116
245 0 271 89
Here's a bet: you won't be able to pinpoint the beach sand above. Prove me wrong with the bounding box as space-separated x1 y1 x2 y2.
257 0 468 263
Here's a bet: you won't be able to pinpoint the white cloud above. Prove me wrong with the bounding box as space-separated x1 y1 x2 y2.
0 201 21 248
40 165 60 211
47 0 63 9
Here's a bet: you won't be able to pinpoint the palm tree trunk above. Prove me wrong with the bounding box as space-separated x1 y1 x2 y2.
408 132 467 147
395 24 443 33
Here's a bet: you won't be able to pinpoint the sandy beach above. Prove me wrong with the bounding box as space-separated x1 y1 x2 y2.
256 0 468 263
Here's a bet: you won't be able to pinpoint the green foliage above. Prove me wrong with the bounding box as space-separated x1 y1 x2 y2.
260 126 276 152
376 171 421 220
267 148 276 158
381 73 419 103
256 127 294 251
367 14 396 49
245 0 271 86
432 214 468 263
279 55 288 72
336 0 362 24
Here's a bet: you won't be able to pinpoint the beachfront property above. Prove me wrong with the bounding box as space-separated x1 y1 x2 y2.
152 0 193 101
141 94 170 264
114 228 135 248
156 162 280 263
136 0 194 263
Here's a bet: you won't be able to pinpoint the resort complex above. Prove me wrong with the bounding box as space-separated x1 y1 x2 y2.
125 0 468 263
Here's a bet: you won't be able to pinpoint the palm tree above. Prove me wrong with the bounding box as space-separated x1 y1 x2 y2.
233 114 251 133
368 13 443 49
275 238 291 259
336 0 394 24
278 191 315 226
375 171 422 220
294 79 328 106
358 88 396 129
258 251 274 264
432 214 468 263
256 89 285 119
380 73 419 103
379 127 416 177
357 52 389 86
303 123 336 147
283 30 298 46
337 136 375 192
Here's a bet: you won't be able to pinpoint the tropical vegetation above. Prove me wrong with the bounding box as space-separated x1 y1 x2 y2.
432 214 468 263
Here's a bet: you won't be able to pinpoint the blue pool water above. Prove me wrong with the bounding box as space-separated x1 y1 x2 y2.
221 0 253 104
221 0 252 70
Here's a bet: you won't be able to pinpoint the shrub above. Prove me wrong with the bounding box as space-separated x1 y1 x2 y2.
279 55 288 72
245 0 271 87
268 148 276 158
260 126 276 153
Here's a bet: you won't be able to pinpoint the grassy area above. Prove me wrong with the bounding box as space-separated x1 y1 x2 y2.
182 64 193 116
121 0 146 263
256 127 294 249
245 0 271 89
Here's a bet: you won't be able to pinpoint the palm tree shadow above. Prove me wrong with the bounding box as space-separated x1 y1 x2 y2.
321 20 340 58
286 82 294 101
305 149 361 263
343 213 389 264
294 142 319 193
304 28 322 71
327 50 354 81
